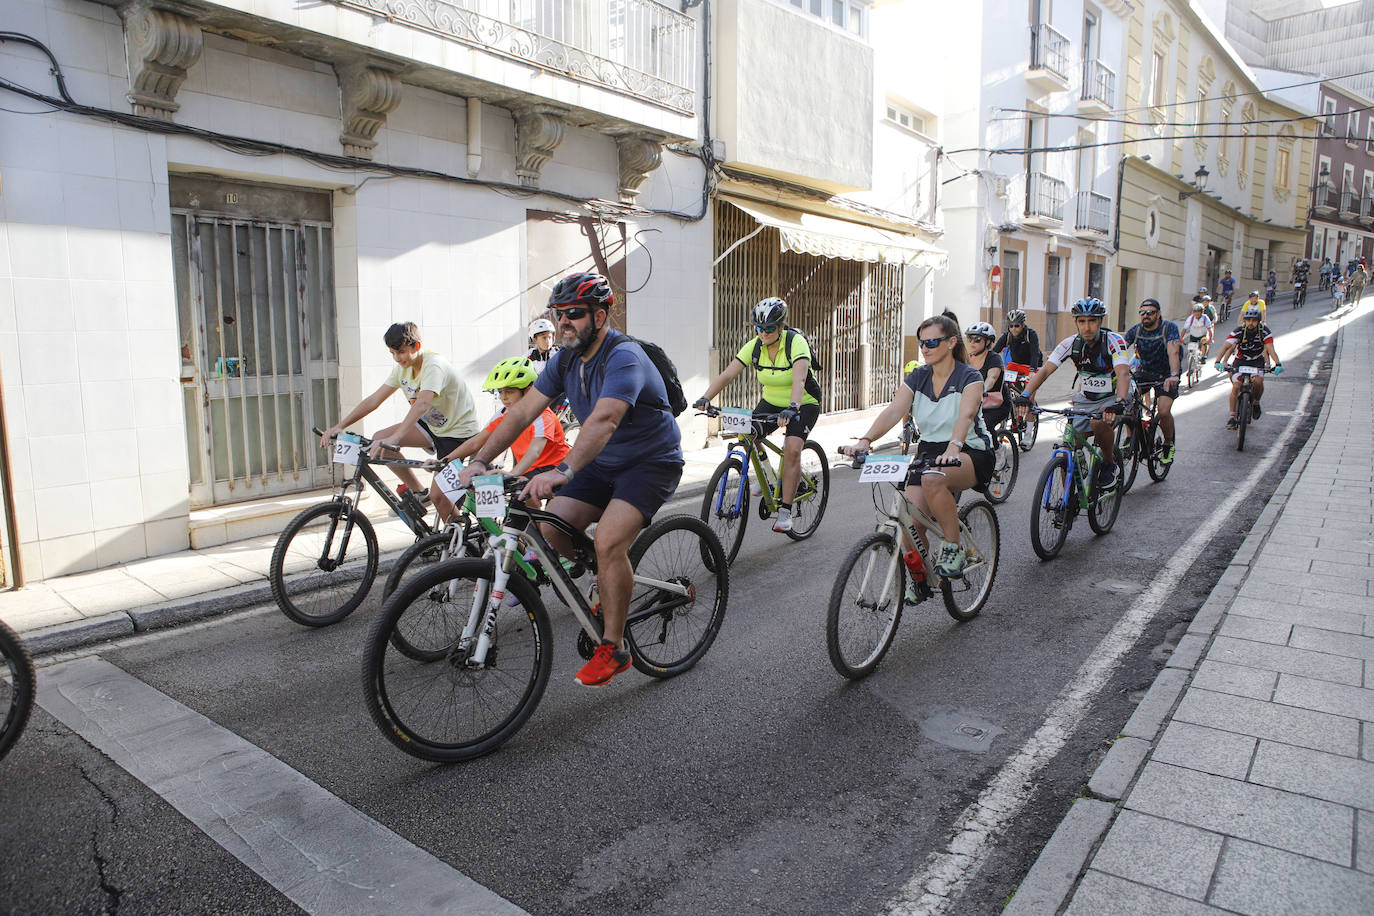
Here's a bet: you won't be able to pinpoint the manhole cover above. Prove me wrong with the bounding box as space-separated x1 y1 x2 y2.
920 711 1004 753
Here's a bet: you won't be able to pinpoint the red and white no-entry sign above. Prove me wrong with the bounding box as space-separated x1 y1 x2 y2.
990 265 1002 291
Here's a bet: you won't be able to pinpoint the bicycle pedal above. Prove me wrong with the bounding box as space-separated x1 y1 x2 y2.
575 630 598 661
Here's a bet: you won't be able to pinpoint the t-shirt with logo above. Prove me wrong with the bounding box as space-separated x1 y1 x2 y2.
483 406 569 470
1125 320 1181 379
384 350 480 438
1047 331 1131 400
733 333 821 408
902 362 992 451
1226 324 1273 364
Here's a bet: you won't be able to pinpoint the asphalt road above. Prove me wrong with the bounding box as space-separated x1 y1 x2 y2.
0 297 1336 915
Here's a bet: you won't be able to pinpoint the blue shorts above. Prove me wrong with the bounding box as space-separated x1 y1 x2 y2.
559 457 683 525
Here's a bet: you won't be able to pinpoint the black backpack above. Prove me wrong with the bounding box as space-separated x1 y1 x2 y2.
750 329 824 401
561 333 688 417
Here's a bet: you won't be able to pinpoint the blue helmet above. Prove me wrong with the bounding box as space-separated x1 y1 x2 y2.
1071 297 1107 318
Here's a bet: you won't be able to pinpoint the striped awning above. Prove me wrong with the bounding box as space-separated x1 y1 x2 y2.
723 197 947 268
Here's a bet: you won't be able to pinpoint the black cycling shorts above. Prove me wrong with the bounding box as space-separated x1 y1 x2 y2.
753 399 820 440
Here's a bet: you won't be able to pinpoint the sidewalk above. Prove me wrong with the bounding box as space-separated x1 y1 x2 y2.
0 366 1079 656
1008 297 1374 914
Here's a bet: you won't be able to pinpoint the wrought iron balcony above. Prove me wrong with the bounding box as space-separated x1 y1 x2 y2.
1027 23 1071 91
334 0 697 113
1360 196 1374 225
1073 190 1111 236
1340 190 1359 215
1081 59 1115 110
1025 171 1067 224
1313 182 1338 214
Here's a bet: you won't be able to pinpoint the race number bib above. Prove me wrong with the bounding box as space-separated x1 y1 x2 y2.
859 455 912 483
1081 375 1112 395
332 433 361 466
473 474 506 519
433 460 468 506
720 407 753 434
1003 368 1021 384
1234 365 1263 376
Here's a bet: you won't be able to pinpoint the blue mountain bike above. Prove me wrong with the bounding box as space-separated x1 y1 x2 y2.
1027 406 1124 560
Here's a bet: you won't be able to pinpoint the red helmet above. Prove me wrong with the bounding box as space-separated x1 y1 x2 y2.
549 272 613 309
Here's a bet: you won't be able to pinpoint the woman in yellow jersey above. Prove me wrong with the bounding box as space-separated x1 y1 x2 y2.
694 298 822 533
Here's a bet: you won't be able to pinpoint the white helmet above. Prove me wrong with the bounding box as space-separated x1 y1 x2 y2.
529 318 555 337
965 321 996 340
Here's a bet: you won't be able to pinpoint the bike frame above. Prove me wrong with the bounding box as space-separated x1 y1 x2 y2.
710 418 813 519
860 479 988 607
1042 422 1100 514
458 496 693 668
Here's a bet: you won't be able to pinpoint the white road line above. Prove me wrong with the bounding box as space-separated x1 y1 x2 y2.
885 377 1317 915
39 657 529 916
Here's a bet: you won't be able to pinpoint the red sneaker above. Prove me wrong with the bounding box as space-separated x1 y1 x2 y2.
574 641 632 687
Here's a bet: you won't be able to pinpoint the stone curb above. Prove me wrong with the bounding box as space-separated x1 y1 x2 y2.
1004 322 1343 913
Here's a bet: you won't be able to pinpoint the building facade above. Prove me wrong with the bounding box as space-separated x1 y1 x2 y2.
1113 0 1314 327
0 0 713 581
1306 82 1374 268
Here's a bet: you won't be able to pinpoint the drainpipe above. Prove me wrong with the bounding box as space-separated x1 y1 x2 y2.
466 98 482 177
0 360 23 588
1112 153 1128 254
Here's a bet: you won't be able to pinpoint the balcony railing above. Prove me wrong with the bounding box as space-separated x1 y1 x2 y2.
1081 59 1115 107
1027 171 1067 221
1313 183 1338 211
1340 190 1359 214
1029 23 1071 81
1360 196 1374 222
333 0 697 113
1074 190 1111 235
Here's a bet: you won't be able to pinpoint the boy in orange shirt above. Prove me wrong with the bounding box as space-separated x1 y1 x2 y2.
438 358 568 487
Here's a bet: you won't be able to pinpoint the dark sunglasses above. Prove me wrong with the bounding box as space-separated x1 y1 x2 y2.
1010 323 1025 328
918 335 954 349
1139 309 1159 316
554 307 592 321
755 323 780 334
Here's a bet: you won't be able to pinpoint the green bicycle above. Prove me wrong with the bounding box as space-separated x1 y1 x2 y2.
699 406 831 564
1028 406 1124 560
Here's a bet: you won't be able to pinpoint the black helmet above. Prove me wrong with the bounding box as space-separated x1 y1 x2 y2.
751 297 787 327
549 272 613 309
1071 297 1107 318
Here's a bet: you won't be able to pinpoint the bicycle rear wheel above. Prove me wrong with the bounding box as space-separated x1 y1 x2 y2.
826 531 904 679
785 440 830 540
625 514 729 678
985 430 1019 504
363 558 552 762
1236 389 1251 452
1030 454 1072 560
1088 464 1123 534
270 502 379 627
0 620 35 762
1147 424 1172 481
700 456 749 564
942 499 999 622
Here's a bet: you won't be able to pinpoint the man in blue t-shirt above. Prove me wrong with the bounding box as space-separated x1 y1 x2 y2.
460 272 683 688
1124 297 1182 463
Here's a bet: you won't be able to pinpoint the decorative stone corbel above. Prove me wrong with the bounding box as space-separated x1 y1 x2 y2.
335 61 403 159
613 131 666 203
513 104 569 187
118 0 203 121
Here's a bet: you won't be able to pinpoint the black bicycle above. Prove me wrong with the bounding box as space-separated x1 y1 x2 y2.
1292 280 1307 309
1225 365 1274 452
1114 384 1173 493
0 619 35 763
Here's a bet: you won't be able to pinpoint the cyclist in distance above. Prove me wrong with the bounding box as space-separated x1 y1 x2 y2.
1180 301 1215 358
842 313 996 579
1124 298 1182 464
1214 305 1283 430
527 317 559 376
1014 298 1131 489
1219 269 1236 314
964 321 1010 431
321 321 480 520
459 272 684 687
993 309 1043 370
693 297 822 534
1240 289 1268 322
436 356 568 483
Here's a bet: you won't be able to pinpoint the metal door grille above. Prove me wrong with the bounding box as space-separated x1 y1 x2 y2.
712 200 904 413
173 211 341 507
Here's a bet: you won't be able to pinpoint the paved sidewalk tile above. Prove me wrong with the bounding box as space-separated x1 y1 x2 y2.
1248 740 1374 811
60 580 166 616
1359 812 1373 875
1298 588 1374 616
1209 838 1374 915
1191 659 1277 701
1175 688 1360 756
1218 615 1291 645
1127 763 1354 865
1289 625 1374 661
1308 559 1374 583
1089 810 1223 900
1227 597 1367 637
1066 870 1224 915
1208 636 1364 685
1152 720 1257 780
1273 673 1374 723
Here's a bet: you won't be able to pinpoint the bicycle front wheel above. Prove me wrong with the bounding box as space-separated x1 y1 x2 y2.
700 456 749 565
986 429 1019 504
0 620 35 762
1030 454 1072 560
625 514 729 678
270 502 379 627
363 558 552 762
786 440 830 540
942 500 1000 622
1236 390 1251 452
826 531 904 679
1147 424 1172 482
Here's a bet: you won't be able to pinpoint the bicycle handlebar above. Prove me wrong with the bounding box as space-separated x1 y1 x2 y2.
837 447 957 473
1025 405 1112 420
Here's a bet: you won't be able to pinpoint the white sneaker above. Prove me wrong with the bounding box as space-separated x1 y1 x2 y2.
749 474 762 497
772 508 793 533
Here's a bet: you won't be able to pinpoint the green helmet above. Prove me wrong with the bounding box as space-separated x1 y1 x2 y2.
483 356 538 390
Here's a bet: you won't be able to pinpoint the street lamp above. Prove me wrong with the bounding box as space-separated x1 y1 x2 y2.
1178 164 1210 201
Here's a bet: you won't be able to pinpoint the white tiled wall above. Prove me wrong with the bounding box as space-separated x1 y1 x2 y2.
0 0 712 579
